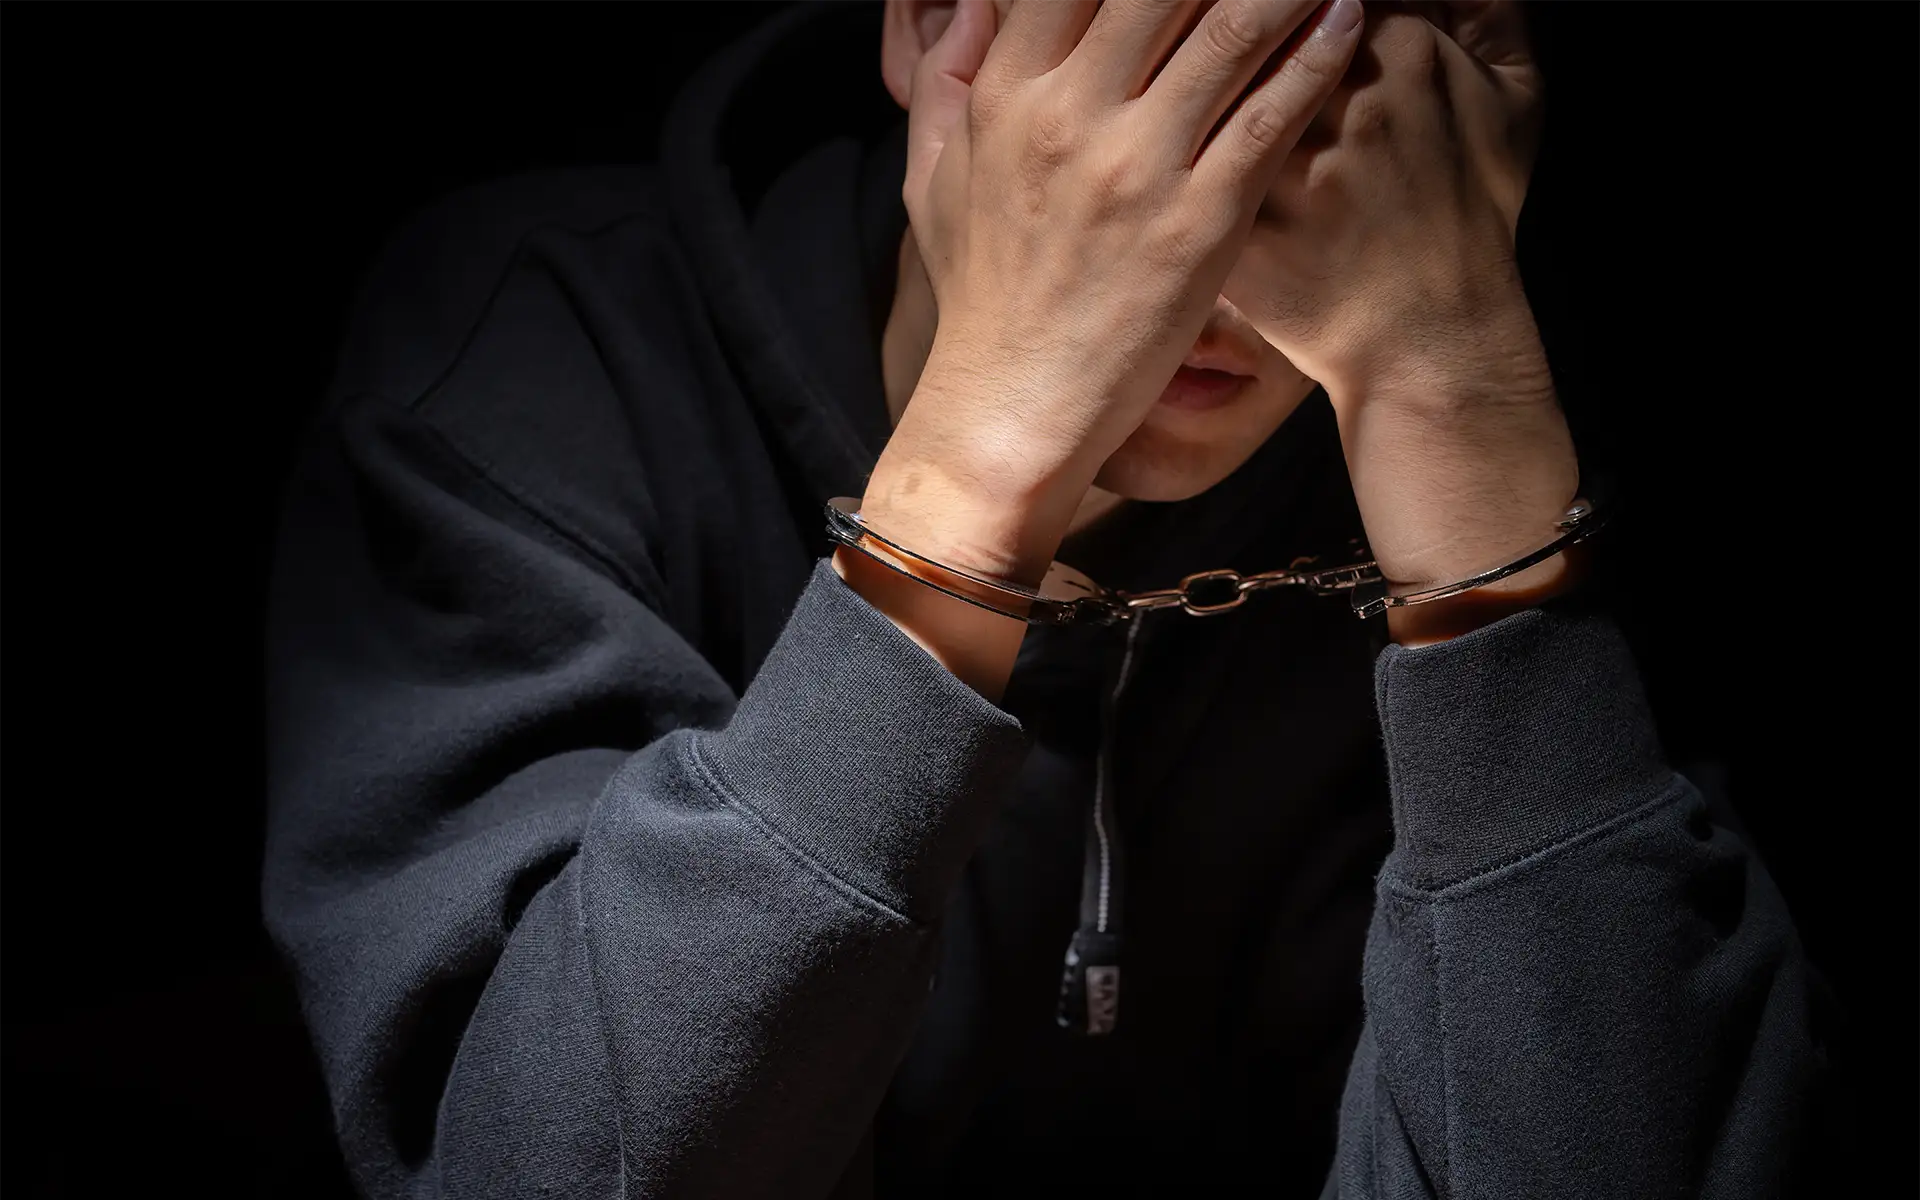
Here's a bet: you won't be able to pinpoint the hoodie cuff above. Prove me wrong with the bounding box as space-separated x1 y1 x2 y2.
1373 602 1675 890
694 558 1031 922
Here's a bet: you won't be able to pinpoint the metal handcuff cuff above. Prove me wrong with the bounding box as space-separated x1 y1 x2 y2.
824 495 1606 626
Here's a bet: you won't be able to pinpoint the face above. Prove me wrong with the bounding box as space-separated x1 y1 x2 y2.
884 0 1320 504
1095 296 1317 502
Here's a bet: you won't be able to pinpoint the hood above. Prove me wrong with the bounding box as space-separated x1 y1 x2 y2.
659 2 902 508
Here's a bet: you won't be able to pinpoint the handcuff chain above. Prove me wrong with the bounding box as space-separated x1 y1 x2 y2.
1103 551 1380 620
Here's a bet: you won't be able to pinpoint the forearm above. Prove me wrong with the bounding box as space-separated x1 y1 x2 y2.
270 393 1042 1195
276 560 1036 1198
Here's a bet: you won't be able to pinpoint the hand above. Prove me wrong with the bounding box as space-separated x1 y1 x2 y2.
1223 3 1581 610
1229 2 1543 392
865 0 1365 586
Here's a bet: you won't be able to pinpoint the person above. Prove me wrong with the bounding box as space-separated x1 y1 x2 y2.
263 1 1837 1195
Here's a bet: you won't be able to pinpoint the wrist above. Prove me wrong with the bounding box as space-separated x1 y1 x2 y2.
1332 289 1555 414
1335 392 1579 580
1384 543 1590 647
871 358 1107 586
829 543 1027 701
861 454 1076 589
1328 282 1577 588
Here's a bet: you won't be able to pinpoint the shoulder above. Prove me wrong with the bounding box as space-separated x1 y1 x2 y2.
328 166 676 410
316 165 728 607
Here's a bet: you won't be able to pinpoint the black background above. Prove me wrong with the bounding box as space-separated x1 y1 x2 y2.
4 3 1914 1195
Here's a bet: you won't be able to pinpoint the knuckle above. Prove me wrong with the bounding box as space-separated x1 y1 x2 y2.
1203 2 1269 63
1085 151 1142 213
1378 13 1443 69
967 77 1006 129
1393 24 1446 87
1385 9 1436 44
1134 0 1191 31
1346 91 1393 140
1023 101 1081 171
1238 98 1291 155
961 93 987 138
902 171 936 232
1298 146 1344 200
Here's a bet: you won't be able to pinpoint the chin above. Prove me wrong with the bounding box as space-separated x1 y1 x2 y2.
1091 380 1314 502
1091 433 1260 501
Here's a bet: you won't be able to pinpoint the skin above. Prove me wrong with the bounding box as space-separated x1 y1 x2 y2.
843 0 1582 697
880 0 1323 524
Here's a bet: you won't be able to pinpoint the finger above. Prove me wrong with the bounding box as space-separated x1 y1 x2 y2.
1192 0 1363 198
905 0 999 205
1145 0 1327 166
1434 0 1533 70
979 0 1100 85
1066 0 1207 102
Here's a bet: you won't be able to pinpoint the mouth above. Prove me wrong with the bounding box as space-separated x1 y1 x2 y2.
1158 338 1261 411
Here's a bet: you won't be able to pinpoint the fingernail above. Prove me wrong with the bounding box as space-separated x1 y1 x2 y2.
1323 0 1363 36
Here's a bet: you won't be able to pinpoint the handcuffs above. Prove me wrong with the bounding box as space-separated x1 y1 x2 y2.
824 494 1606 626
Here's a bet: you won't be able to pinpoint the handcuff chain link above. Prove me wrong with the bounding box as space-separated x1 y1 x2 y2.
1105 553 1382 620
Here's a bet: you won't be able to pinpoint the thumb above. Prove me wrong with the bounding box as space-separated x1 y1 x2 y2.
904 0 997 203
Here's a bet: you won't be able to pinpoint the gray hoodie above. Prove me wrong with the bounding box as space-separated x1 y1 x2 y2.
262 4 1838 1196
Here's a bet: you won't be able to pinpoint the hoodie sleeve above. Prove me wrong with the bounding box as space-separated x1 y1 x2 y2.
263 393 1029 1199
1322 603 1837 1198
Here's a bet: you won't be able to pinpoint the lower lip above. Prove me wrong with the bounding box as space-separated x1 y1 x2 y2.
1158 366 1252 411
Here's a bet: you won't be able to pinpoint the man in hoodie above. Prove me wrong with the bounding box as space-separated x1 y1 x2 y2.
264 1 1834 1196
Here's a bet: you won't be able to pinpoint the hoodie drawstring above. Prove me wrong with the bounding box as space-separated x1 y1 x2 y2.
1056 613 1147 1036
